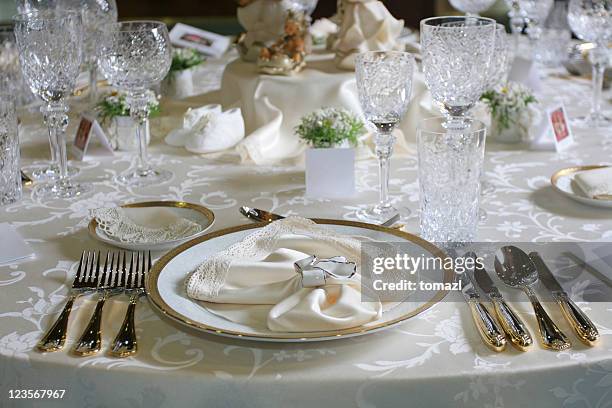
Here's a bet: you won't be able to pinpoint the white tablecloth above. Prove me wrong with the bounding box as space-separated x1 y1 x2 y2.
1 56 611 408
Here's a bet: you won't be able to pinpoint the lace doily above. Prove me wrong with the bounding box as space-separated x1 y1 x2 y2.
186 216 362 299
91 207 203 244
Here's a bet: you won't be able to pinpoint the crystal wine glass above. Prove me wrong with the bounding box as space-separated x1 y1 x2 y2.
449 0 497 16
568 0 612 128
355 51 415 224
486 24 513 91
504 0 525 50
420 16 496 128
98 21 172 187
14 9 92 199
518 0 553 44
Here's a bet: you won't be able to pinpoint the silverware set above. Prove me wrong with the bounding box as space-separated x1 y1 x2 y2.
460 246 599 352
37 250 151 357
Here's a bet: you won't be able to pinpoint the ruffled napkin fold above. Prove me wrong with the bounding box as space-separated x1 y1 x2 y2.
186 217 382 332
575 167 612 198
90 207 203 244
165 104 245 154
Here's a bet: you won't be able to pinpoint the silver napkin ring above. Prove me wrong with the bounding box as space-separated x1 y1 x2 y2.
294 255 356 288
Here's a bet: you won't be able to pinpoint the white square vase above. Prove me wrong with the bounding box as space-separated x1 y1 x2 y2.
161 69 194 100
305 148 355 199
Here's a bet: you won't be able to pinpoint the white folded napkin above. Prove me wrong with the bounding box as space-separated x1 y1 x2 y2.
90 207 203 244
186 217 382 332
574 167 612 198
165 104 245 154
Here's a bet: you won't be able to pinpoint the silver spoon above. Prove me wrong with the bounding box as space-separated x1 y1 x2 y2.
494 246 571 351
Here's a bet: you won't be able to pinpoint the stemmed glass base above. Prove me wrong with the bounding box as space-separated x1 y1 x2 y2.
34 180 93 200
356 204 408 225
115 167 172 188
571 113 612 129
31 164 79 180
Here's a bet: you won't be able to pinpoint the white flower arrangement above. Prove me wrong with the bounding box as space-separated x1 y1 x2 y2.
295 107 365 148
481 82 537 131
169 48 206 74
96 90 161 124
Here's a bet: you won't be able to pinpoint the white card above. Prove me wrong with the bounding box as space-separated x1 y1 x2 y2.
0 223 35 265
71 113 114 161
169 23 231 58
508 56 542 92
305 148 355 199
529 104 574 152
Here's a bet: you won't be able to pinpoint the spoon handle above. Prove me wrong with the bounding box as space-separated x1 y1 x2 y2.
524 286 571 351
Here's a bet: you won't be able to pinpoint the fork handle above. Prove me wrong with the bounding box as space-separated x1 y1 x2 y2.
37 294 77 352
109 294 138 358
524 287 571 351
73 294 107 356
491 297 533 351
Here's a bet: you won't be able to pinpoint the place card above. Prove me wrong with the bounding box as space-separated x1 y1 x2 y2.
530 104 575 152
169 23 231 58
0 223 35 266
305 148 355 199
71 114 114 161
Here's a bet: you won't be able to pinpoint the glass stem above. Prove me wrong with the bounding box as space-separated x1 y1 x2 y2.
88 63 98 107
42 102 69 183
375 131 395 209
128 91 151 175
589 45 607 121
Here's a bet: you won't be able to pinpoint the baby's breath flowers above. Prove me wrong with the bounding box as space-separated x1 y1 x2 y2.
96 90 161 124
481 83 537 131
295 107 365 148
169 48 206 73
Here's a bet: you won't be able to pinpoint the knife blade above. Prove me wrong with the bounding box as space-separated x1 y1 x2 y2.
529 252 599 346
239 206 284 223
458 267 506 352
473 260 532 351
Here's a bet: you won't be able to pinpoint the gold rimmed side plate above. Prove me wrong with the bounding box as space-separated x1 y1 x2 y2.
146 219 454 343
551 165 612 209
88 201 215 251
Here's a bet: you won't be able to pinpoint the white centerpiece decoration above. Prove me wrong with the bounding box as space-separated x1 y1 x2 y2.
296 107 364 198
161 48 206 99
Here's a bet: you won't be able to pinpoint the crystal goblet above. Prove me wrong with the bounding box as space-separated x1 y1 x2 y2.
568 0 612 128
420 16 496 128
14 9 92 199
518 0 554 44
98 21 172 187
355 51 415 224
449 0 497 16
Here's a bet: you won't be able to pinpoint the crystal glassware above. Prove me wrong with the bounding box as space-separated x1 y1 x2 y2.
518 0 554 44
355 51 415 224
420 16 496 128
449 0 497 15
98 21 172 187
568 0 612 128
418 117 487 243
0 26 20 96
0 97 21 206
505 0 526 47
486 23 513 90
14 10 92 199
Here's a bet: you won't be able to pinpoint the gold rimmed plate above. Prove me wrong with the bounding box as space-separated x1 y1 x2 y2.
146 219 454 343
88 201 215 251
551 165 612 209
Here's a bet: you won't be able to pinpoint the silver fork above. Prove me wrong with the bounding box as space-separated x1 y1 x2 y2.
37 251 99 352
73 251 127 356
110 251 150 357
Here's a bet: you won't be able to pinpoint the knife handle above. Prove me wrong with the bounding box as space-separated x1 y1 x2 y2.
468 299 507 352
524 287 571 351
491 297 533 351
555 293 599 346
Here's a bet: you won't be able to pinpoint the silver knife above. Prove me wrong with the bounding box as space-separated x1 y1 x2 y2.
239 206 401 227
473 259 533 351
529 252 599 346
458 267 507 352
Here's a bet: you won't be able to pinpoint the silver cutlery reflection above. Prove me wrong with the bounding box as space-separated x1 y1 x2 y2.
458 262 507 352
73 251 127 356
471 253 533 351
494 246 571 351
529 252 599 346
239 206 401 227
110 251 151 358
37 251 98 352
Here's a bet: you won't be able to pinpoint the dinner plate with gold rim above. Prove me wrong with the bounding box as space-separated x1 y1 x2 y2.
146 219 454 343
88 201 215 251
551 165 612 209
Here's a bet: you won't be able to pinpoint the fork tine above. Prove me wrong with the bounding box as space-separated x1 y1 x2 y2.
74 251 86 284
93 251 101 286
148 250 152 271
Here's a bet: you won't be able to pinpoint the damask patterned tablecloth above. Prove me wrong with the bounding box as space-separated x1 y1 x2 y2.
1 63 612 408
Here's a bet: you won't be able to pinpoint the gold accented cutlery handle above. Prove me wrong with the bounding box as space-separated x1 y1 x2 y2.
555 293 599 346
468 299 507 352
109 294 138 358
524 287 571 351
491 298 533 351
37 294 77 352
73 294 107 356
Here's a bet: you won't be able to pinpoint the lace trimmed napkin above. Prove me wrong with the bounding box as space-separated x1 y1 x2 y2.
165 104 245 154
90 207 203 244
575 167 612 198
186 217 382 332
